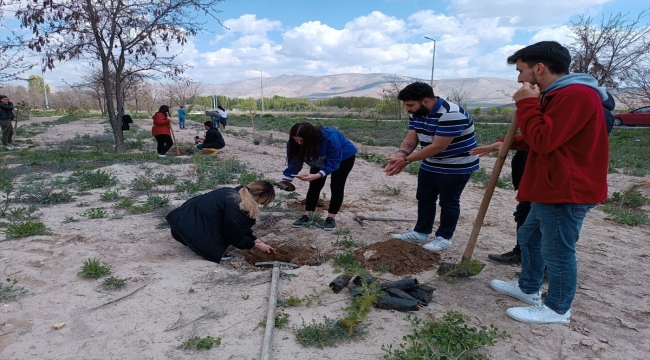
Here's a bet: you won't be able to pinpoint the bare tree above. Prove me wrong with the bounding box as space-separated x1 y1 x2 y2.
161 79 205 109
447 82 470 108
378 75 406 119
0 0 35 85
16 0 224 152
568 11 650 89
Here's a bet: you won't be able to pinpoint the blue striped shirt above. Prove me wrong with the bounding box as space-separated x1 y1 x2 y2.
408 98 479 174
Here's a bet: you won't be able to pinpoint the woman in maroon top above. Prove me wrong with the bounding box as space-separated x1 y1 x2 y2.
152 105 173 157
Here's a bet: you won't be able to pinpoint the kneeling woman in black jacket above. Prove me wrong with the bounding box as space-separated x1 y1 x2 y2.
166 180 276 263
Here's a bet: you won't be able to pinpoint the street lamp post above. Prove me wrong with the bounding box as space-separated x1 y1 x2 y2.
254 69 264 114
424 37 436 88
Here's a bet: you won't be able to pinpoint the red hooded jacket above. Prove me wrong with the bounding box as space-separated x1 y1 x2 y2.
151 112 171 136
510 84 609 204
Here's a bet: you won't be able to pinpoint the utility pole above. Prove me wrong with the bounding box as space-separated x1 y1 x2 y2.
42 70 50 110
254 69 264 114
424 37 436 88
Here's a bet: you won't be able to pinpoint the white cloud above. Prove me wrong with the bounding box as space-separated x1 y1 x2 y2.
530 26 575 45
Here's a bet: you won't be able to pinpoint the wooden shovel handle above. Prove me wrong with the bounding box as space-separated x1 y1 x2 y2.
462 116 519 261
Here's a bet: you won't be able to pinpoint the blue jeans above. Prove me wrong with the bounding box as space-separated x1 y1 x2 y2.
518 203 595 314
414 171 471 239
179 117 185 128
196 143 204 150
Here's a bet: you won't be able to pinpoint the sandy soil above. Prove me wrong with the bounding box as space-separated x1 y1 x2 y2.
1 116 649 359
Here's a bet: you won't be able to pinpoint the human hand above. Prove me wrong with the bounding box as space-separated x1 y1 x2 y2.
513 82 540 102
470 141 503 157
293 173 321 182
254 240 276 254
384 156 407 176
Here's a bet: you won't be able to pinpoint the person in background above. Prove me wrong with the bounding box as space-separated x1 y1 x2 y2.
280 122 357 231
489 41 609 324
195 121 225 151
151 105 173 157
217 105 228 129
385 82 479 253
165 180 277 262
177 105 187 129
0 95 17 150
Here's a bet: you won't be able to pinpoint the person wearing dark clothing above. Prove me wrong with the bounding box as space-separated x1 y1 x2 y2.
196 121 225 150
280 122 357 231
0 95 16 150
152 105 173 157
165 181 276 263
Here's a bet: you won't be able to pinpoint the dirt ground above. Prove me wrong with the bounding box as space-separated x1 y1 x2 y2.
1 116 649 359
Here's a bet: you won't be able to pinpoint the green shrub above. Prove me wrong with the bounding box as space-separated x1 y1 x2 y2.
103 276 128 290
182 336 222 350
382 311 509 360
5 221 52 238
1 278 28 301
73 169 118 190
77 258 112 278
81 207 107 219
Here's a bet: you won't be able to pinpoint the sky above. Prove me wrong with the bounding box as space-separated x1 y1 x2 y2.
4 0 650 88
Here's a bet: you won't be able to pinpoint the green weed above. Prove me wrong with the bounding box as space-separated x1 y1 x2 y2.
116 197 135 209
238 171 263 186
259 312 290 329
81 207 107 219
331 234 364 249
4 221 52 238
1 278 28 301
72 169 118 190
100 190 120 201
382 311 509 360
182 336 222 350
600 204 648 226
385 185 402 195
153 173 177 185
62 216 77 224
78 258 112 278
294 317 361 348
103 276 129 290
332 250 364 275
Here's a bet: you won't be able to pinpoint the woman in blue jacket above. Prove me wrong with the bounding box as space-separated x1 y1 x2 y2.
280 122 357 231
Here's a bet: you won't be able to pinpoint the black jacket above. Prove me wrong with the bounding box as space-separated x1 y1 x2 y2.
0 102 15 120
203 127 225 149
165 187 257 263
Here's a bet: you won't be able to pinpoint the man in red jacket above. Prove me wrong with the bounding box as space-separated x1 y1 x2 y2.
489 41 609 324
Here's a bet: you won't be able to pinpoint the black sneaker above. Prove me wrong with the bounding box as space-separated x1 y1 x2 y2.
221 252 233 261
323 217 336 231
292 215 310 228
488 251 521 265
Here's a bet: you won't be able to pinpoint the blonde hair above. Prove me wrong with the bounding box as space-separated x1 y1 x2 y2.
237 180 275 219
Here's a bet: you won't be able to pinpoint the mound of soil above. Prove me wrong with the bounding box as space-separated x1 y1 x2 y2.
238 241 325 267
354 239 441 276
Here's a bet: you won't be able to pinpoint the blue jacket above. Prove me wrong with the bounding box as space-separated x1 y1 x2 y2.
282 127 357 181
177 108 186 119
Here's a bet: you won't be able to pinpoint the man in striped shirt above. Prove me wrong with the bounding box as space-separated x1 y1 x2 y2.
385 82 479 252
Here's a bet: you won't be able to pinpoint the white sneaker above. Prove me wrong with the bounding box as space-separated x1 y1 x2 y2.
6 145 15 150
490 279 542 305
423 236 452 252
158 153 166 158
507 304 571 324
392 230 429 244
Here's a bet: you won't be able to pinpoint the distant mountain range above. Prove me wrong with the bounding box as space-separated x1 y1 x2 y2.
209 73 521 106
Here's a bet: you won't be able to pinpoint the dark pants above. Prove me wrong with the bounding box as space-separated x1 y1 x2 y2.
0 119 14 146
414 171 471 240
305 155 355 215
154 134 173 155
219 117 227 128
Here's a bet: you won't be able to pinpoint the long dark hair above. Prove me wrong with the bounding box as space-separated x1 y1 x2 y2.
286 122 322 169
157 105 170 115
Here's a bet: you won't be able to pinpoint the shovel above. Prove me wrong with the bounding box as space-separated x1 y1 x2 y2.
437 115 519 278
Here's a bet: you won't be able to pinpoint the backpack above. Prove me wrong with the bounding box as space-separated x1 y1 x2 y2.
121 114 133 131
603 91 615 134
